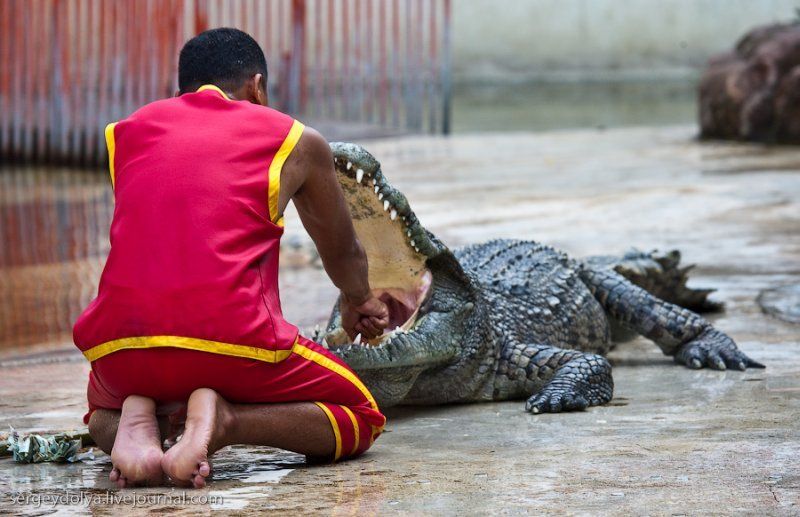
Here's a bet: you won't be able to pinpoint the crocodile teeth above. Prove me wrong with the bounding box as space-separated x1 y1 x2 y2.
378 193 384 200
346 161 352 170
407 230 412 237
390 209 397 220
383 200 390 211
410 239 415 247
356 169 364 183
374 185 380 193
321 338 329 349
354 333 362 345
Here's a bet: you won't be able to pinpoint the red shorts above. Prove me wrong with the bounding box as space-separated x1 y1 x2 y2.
85 336 384 461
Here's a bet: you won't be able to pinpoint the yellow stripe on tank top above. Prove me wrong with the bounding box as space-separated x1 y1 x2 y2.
267 119 305 226
81 335 295 363
104 122 118 189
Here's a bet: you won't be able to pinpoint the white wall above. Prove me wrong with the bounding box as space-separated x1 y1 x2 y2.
453 0 797 82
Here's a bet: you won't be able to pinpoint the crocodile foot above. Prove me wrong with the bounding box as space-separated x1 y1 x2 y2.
674 328 765 371
525 354 614 414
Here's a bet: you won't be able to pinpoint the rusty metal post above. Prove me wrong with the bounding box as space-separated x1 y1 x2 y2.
441 0 452 135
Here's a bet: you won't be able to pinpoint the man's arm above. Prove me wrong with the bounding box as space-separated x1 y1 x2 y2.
279 127 388 340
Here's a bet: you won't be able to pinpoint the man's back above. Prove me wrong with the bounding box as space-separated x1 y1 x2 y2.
74 85 303 357
79 28 389 488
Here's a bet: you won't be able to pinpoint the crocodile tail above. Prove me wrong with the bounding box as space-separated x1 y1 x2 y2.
582 249 723 313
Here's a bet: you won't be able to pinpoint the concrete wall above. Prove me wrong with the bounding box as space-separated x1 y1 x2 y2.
453 0 797 83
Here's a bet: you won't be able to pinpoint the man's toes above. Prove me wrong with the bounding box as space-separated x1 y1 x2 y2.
192 474 207 489
109 467 120 482
198 461 211 477
117 476 127 489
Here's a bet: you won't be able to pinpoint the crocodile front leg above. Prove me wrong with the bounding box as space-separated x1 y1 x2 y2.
580 268 764 370
496 341 614 414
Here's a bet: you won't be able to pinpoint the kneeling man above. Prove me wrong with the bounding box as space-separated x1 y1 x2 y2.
73 28 389 488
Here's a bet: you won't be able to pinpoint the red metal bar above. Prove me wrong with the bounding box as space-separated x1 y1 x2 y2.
364 0 373 121
313 0 322 118
0 1 9 156
326 0 335 118
428 0 439 133
294 0 308 113
194 0 208 34
441 0 452 134
391 0 400 127
378 0 387 125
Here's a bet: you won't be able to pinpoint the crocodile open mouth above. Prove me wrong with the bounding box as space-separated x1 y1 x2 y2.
324 145 433 346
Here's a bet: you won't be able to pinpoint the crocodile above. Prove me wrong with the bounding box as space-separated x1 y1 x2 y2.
318 143 764 413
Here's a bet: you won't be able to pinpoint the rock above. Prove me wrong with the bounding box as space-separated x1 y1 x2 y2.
757 283 800 324
699 22 800 143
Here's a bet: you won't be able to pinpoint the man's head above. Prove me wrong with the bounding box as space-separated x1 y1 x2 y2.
178 28 268 105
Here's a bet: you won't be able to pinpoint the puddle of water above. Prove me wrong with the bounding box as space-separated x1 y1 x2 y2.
239 468 294 484
209 486 265 510
203 446 305 483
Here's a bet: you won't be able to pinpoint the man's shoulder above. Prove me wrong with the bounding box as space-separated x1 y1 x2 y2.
113 96 183 127
285 125 331 174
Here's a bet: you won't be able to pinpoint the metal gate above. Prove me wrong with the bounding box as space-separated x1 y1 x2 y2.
0 0 452 165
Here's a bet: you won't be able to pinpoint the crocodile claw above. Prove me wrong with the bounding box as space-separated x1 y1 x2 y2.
674 328 765 370
525 354 614 414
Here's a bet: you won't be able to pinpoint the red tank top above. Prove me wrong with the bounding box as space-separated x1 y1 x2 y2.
74 85 305 363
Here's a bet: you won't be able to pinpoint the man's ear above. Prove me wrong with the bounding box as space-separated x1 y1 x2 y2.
251 73 269 106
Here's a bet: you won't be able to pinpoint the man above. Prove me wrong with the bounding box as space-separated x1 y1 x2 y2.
73 28 390 488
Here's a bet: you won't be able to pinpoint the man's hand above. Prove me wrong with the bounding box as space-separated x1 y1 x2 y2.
341 293 389 342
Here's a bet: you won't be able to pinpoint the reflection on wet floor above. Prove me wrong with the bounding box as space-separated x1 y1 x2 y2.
1 447 303 512
0 170 112 349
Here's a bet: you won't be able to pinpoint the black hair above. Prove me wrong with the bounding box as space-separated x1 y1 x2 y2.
178 28 268 94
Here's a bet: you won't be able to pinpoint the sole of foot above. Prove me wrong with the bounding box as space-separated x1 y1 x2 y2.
161 388 234 488
109 395 165 487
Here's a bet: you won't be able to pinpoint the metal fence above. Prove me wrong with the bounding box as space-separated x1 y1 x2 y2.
0 0 452 165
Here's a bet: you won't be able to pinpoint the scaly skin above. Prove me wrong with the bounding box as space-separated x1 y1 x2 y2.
321 143 764 414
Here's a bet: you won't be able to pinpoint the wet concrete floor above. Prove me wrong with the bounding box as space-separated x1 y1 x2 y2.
1 126 799 514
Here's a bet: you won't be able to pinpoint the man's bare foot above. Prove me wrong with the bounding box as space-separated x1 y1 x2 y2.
161 388 235 488
109 395 164 488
